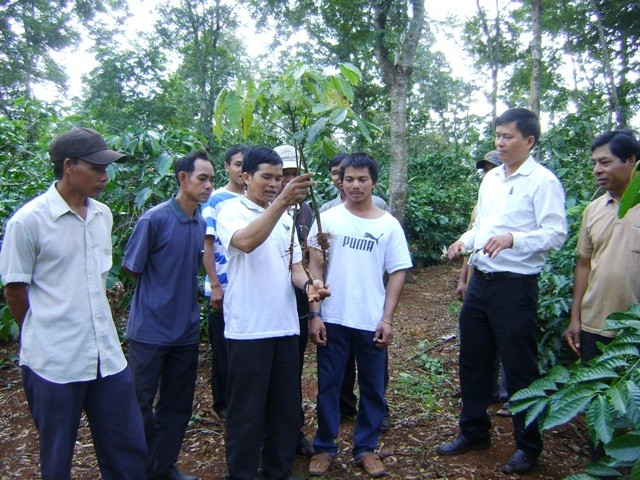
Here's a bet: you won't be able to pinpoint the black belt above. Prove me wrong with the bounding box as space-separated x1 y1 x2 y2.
475 270 539 280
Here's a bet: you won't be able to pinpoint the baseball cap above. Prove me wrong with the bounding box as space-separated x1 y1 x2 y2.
274 145 298 170
475 150 501 169
49 128 126 165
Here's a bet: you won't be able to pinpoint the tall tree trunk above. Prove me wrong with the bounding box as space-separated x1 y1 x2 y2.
529 0 542 117
588 0 622 127
476 0 499 122
372 0 425 225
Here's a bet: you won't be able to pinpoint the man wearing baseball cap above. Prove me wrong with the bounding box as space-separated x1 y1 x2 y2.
475 150 502 173
0 128 147 479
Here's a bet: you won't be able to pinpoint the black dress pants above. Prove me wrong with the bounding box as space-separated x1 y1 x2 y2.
458 272 543 455
225 335 300 480
128 339 199 475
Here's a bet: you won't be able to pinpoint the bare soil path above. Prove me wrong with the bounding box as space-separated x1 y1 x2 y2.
0 264 590 479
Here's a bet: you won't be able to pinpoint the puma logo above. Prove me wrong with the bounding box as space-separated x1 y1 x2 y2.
364 232 383 245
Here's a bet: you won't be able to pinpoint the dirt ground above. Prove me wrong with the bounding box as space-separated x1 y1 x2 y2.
0 264 591 479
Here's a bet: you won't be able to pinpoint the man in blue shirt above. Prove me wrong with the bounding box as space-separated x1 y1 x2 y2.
123 151 214 480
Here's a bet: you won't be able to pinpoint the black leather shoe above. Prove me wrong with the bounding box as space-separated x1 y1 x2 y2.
151 466 200 480
502 449 538 474
436 435 491 456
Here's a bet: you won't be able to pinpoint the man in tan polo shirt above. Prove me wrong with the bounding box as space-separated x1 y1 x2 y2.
566 129 640 361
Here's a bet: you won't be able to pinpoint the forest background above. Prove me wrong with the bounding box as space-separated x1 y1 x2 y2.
1 1 639 478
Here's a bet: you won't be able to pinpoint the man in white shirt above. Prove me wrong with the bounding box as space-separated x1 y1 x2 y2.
216 146 328 480
307 153 412 478
0 128 147 479
438 108 567 474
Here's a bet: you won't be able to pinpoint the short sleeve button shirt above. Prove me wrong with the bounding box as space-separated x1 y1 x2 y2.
0 183 126 383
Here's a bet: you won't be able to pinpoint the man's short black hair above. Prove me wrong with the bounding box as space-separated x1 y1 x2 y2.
242 147 282 176
495 108 541 148
338 152 380 184
225 144 249 164
329 153 349 170
174 150 211 185
591 129 640 163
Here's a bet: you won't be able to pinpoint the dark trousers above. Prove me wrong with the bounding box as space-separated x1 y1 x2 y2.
209 309 229 415
340 346 390 416
314 323 386 459
580 330 614 363
458 273 543 455
22 365 147 480
225 335 300 480
128 339 199 475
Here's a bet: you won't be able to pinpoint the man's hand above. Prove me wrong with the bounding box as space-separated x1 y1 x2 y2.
565 318 582 356
307 279 330 302
373 320 393 348
482 233 513 258
309 316 327 346
278 172 316 207
447 241 465 261
209 283 224 311
456 280 467 300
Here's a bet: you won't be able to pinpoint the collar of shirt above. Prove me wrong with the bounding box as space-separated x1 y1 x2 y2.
47 182 103 222
239 195 266 213
170 195 195 223
497 155 536 180
604 191 617 206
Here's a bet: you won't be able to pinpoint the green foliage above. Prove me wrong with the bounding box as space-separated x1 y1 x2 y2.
395 340 452 412
404 151 478 265
0 0 125 101
511 304 640 478
618 161 640 219
214 62 376 155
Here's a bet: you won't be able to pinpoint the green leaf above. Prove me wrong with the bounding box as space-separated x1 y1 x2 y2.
155 152 172 177
572 365 619 383
597 345 640 361
607 383 628 417
134 187 152 209
305 117 329 144
242 80 256 139
618 161 640 218
609 332 640 346
599 357 629 370
524 398 548 428
543 388 594 429
336 76 355 103
625 381 640 424
586 395 613 444
511 378 557 402
339 62 362 85
545 364 572 384
630 458 640 480
510 397 545 414
605 432 640 462
328 108 348 126
584 462 622 477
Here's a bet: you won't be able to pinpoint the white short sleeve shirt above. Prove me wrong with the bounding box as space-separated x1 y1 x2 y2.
0 184 126 383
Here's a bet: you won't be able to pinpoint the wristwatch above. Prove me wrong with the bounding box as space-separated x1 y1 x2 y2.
309 311 321 318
